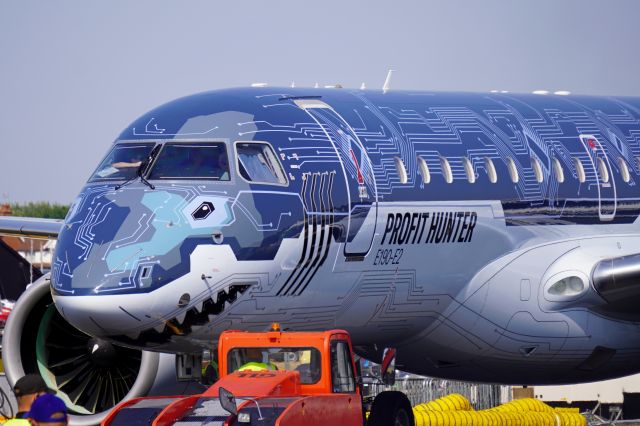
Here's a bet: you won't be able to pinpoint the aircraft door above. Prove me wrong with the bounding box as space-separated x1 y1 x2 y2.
295 99 378 257
579 134 617 221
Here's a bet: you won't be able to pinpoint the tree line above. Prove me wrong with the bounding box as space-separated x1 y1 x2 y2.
9 202 70 219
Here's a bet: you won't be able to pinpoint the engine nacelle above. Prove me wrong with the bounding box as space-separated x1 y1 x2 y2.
2 274 160 426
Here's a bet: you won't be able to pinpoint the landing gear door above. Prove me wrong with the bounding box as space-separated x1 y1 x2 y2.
579 134 617 221
295 99 378 258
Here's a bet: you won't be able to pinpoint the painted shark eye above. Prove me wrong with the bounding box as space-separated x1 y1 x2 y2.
192 202 215 220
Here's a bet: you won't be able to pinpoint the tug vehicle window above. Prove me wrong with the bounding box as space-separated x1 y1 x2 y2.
90 143 155 181
236 142 287 185
148 143 230 180
227 347 321 384
330 341 355 393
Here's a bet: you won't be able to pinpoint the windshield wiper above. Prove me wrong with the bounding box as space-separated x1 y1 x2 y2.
139 172 155 190
115 145 160 190
114 168 140 190
139 144 161 189
115 165 154 190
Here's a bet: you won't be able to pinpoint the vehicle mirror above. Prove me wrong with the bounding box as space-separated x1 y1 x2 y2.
381 347 396 386
219 386 238 415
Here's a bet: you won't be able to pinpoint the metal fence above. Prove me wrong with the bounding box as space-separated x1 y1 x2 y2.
363 377 512 410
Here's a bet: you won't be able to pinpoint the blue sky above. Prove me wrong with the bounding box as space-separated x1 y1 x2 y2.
2 0 640 203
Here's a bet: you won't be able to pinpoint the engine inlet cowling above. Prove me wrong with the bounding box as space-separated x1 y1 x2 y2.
2 274 160 426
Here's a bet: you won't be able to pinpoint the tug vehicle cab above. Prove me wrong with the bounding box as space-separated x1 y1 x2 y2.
102 326 412 425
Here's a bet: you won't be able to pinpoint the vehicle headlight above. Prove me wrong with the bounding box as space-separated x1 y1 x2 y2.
238 412 251 423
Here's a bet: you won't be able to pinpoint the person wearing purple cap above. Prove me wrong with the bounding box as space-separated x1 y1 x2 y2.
26 394 67 426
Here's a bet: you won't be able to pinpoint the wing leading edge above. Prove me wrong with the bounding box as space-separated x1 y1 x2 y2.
0 217 63 239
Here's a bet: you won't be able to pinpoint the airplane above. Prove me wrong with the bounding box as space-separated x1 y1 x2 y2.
3 85 640 423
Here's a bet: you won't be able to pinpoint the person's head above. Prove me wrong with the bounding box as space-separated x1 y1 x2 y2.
13 375 53 411
245 348 263 363
28 394 68 426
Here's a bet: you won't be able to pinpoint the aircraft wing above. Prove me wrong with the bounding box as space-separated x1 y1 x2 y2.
0 216 63 239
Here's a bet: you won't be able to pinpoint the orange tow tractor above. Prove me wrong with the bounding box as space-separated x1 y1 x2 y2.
102 324 412 426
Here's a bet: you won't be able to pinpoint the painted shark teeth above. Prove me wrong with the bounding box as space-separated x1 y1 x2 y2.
115 284 252 345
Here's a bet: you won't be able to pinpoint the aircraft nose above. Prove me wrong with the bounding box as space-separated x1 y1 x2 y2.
49 186 237 350
52 283 213 353
51 187 232 296
53 293 142 338
51 189 137 295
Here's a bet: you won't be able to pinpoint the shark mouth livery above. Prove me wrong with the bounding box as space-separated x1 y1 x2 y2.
4 86 640 423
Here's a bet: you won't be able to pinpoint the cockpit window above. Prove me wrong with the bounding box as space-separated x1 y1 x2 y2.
236 142 287 185
148 143 230 180
90 143 155 181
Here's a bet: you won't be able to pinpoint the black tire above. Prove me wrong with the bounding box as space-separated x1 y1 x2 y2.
367 391 414 426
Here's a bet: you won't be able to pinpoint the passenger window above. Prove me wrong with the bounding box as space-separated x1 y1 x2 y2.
440 157 453 184
618 158 631 183
330 341 355 393
506 157 519 183
148 143 229 180
553 158 564 183
597 158 609 183
236 142 287 185
418 156 431 184
531 157 543 183
485 157 497 183
394 157 408 184
463 157 475 183
574 158 586 183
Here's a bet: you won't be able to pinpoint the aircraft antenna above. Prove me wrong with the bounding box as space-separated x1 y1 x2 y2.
382 69 395 94
360 82 366 90
291 81 296 88
314 82 319 88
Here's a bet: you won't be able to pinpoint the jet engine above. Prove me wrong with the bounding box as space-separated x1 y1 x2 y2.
2 274 161 426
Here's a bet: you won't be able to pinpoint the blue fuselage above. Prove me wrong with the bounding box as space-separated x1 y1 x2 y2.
51 87 640 384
